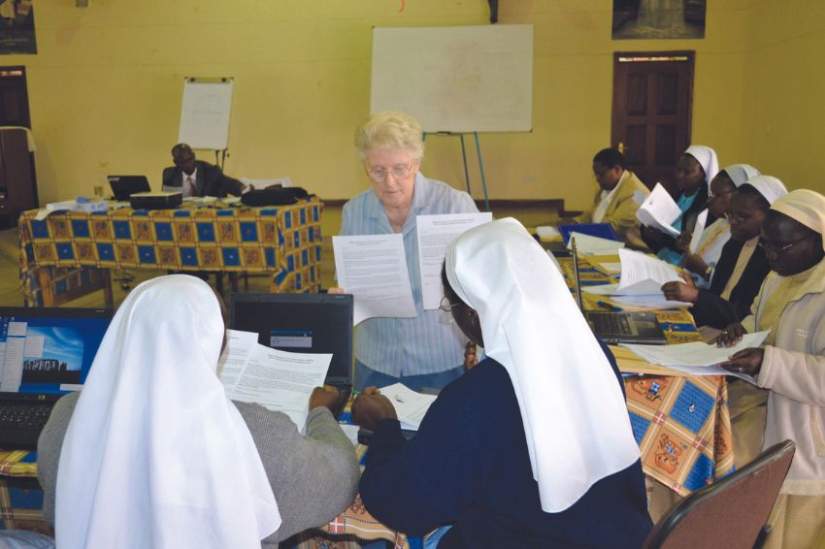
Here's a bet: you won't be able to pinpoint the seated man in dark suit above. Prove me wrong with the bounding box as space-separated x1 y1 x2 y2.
162 143 246 198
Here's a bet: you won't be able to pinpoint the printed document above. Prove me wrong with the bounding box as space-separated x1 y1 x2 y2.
620 331 770 370
417 213 493 309
567 232 625 255
333 234 417 325
688 209 709 254
636 183 681 237
219 330 332 430
379 382 437 431
616 249 682 294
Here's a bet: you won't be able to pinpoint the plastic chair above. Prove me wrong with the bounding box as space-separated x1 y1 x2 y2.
643 439 795 549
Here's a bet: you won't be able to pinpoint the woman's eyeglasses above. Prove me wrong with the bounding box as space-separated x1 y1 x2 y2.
757 236 809 254
366 162 415 182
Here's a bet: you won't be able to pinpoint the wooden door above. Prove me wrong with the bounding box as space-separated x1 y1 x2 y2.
611 52 694 195
0 66 31 127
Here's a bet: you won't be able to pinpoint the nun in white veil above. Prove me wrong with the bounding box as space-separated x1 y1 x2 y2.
55 275 281 549
353 218 650 549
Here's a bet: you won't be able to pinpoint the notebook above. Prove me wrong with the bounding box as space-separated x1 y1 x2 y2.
229 293 354 408
570 238 667 345
0 307 113 449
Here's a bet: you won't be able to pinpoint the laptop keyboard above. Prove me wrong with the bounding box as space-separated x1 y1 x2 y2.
589 313 632 336
0 401 54 450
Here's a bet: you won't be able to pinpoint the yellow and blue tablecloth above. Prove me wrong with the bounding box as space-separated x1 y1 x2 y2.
17 198 324 304
557 255 735 496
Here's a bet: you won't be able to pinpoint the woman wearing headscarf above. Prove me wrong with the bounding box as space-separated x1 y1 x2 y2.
681 163 761 285
718 190 825 548
36 275 359 549
352 219 651 548
641 145 719 265
662 175 787 329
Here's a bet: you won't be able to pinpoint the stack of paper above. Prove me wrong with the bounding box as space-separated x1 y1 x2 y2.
379 383 437 431
636 183 681 237
567 232 625 255
219 329 332 431
34 198 108 221
620 331 770 381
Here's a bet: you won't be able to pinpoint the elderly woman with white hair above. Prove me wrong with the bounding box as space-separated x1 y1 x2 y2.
339 111 478 391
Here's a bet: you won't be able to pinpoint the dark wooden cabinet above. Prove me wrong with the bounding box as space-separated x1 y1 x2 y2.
0 127 38 225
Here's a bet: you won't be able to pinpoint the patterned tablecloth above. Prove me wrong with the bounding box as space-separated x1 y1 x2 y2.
0 250 732 540
559 255 734 496
17 198 324 305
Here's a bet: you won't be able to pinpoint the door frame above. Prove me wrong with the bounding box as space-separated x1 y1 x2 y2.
611 50 695 182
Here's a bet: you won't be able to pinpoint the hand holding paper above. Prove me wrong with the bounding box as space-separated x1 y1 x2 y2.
636 183 681 238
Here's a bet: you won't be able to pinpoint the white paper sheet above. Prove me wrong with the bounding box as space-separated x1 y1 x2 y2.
379 382 437 431
636 183 681 238
616 249 682 295
609 294 692 310
598 262 623 274
688 209 709 254
218 329 259 385
339 423 360 447
620 331 770 368
536 225 561 240
333 234 417 325
567 232 625 255
417 213 493 310
223 343 332 431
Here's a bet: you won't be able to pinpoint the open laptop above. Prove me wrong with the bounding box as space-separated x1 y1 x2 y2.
229 293 353 412
107 175 151 201
0 307 113 449
571 238 667 345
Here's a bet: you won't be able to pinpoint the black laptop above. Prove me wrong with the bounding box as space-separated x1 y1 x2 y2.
229 293 353 410
107 175 151 201
570 238 667 345
0 307 112 450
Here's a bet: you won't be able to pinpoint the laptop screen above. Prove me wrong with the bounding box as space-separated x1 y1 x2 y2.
0 307 113 394
107 175 151 200
229 293 353 385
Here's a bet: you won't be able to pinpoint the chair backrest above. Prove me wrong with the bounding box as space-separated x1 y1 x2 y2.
643 439 795 549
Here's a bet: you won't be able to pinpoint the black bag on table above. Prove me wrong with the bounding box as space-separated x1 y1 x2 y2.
240 186 311 206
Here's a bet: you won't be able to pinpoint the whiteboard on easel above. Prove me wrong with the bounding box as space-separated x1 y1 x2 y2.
370 25 533 133
178 78 234 150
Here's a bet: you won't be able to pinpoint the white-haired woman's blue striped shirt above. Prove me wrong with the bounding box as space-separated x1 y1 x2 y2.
340 173 477 377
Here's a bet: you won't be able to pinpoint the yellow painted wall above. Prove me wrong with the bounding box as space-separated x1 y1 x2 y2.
1 0 810 211
742 0 825 195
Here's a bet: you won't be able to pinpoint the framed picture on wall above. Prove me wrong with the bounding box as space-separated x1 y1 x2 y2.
612 0 706 40
0 0 36 54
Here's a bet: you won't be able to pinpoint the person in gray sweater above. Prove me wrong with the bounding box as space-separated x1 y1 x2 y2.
36 275 360 548
37 390 360 548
